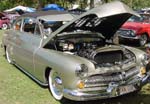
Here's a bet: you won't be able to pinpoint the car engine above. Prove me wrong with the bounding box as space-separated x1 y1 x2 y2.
51 33 135 67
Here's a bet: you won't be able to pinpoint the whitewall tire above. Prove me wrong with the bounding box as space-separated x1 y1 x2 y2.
5 48 13 64
48 70 63 101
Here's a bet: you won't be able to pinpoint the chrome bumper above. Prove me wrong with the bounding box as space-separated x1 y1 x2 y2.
119 35 140 40
63 75 150 101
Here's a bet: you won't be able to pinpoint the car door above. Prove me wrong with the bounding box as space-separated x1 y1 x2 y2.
5 18 23 62
13 17 42 74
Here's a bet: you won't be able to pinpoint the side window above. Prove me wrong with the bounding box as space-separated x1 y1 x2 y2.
13 19 22 31
23 17 36 34
42 21 63 32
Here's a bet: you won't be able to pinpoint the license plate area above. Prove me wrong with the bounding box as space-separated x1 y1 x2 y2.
119 85 136 95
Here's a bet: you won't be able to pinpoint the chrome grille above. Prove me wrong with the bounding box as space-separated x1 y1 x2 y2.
84 67 139 88
118 29 135 37
118 29 129 36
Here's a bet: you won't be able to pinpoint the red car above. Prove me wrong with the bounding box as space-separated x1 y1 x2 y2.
118 14 150 46
0 12 10 30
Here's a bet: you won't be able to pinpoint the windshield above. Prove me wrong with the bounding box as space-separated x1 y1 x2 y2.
127 15 144 22
40 20 69 37
127 14 150 23
42 21 64 31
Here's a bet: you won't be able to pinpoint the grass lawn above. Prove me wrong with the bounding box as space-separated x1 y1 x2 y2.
0 30 60 104
0 30 150 104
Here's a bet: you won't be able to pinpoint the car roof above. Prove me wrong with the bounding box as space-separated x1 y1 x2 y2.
21 10 74 21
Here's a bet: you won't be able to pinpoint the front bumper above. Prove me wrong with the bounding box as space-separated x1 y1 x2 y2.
63 74 150 101
119 35 140 40
119 35 140 45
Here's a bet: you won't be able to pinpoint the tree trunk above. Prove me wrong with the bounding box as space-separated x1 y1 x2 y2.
90 0 94 9
37 0 44 10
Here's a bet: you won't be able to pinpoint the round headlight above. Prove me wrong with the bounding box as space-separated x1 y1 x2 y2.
140 54 149 66
75 64 88 77
126 31 131 35
130 30 136 36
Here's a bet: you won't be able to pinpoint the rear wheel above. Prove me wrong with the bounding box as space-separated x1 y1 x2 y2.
2 23 8 30
48 70 64 101
139 34 148 46
5 47 13 64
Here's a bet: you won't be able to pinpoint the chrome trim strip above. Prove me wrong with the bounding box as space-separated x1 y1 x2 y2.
119 35 139 39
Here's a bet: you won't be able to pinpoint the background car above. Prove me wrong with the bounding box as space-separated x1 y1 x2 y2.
0 12 10 30
2 1 150 102
118 13 150 46
4 12 20 24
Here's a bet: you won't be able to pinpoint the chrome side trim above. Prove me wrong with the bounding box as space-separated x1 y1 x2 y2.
14 63 48 86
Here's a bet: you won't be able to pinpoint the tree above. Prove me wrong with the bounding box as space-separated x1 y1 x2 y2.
37 0 44 10
90 0 94 9
1 0 150 11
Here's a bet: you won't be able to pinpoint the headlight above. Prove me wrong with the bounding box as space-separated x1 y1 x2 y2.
118 29 136 37
140 54 149 66
75 64 88 77
130 30 136 37
126 30 136 37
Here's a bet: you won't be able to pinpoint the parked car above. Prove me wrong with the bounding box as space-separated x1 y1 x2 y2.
4 12 20 24
68 8 86 15
118 13 150 46
2 1 150 101
0 12 10 29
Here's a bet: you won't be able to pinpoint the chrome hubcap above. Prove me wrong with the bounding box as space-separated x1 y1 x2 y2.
140 35 147 46
52 76 63 95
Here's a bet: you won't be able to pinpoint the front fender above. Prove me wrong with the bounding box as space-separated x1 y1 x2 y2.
124 45 146 65
33 48 95 89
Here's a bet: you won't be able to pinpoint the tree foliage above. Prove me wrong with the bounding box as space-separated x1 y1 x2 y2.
121 0 150 9
1 0 150 11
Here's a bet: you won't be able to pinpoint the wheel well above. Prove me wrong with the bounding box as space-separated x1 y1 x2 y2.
4 45 6 52
143 33 148 38
45 67 51 82
142 33 149 41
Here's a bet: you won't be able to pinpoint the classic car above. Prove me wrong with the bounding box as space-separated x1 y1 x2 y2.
118 13 150 46
2 1 150 101
0 12 10 30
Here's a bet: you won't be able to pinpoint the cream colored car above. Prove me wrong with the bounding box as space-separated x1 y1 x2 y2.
2 1 150 101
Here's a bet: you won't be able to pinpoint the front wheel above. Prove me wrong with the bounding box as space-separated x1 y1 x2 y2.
139 34 148 46
48 70 64 101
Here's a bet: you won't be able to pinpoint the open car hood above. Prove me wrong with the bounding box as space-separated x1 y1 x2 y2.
42 1 139 47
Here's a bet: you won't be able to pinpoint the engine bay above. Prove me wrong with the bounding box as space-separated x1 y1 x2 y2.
45 32 135 67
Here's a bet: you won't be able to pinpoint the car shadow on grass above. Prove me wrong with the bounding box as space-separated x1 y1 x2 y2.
61 92 150 104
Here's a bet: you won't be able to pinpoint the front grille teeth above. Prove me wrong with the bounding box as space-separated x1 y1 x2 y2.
84 67 139 87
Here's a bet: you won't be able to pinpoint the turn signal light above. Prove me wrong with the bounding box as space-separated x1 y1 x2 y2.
140 67 146 75
77 81 85 89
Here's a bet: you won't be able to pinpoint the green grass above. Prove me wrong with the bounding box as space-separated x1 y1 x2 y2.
0 30 150 104
0 30 60 104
